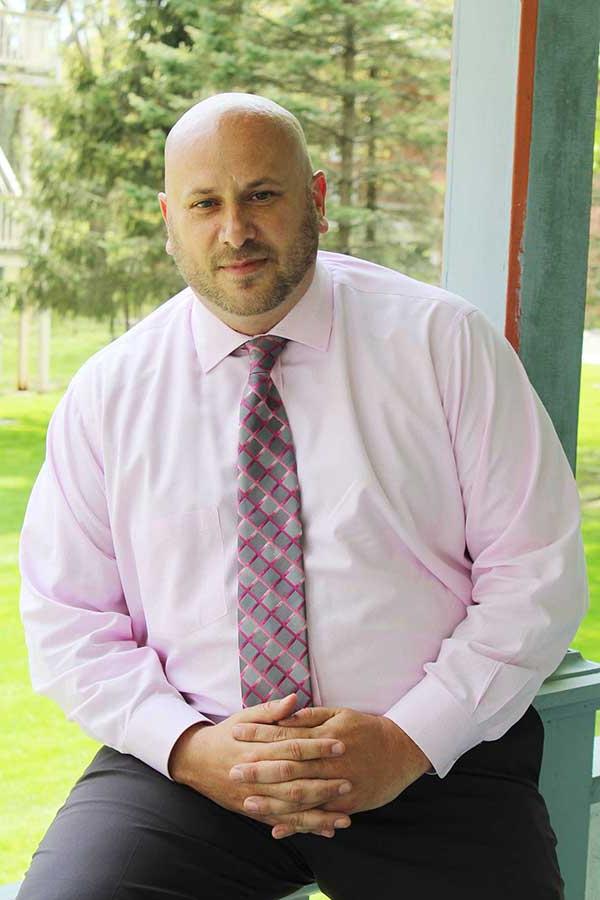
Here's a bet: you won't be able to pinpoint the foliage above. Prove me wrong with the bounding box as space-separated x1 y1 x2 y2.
143 0 453 268
5 0 453 323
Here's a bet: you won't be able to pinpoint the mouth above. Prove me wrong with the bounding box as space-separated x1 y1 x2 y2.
219 258 269 276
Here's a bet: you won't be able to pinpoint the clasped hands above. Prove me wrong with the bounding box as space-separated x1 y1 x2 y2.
169 692 432 841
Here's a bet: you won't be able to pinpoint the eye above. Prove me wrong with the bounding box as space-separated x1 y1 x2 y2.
251 191 275 201
192 199 216 209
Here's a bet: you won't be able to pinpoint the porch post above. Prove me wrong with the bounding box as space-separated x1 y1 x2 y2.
442 4 599 898
442 0 600 473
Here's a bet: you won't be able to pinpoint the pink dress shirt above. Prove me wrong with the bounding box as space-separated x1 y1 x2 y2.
19 250 589 780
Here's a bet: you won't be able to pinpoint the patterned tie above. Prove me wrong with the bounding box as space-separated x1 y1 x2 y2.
236 335 313 709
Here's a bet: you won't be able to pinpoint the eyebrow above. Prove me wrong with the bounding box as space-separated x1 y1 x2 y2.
185 178 285 199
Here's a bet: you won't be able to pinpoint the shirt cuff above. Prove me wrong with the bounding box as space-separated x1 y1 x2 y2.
123 693 214 779
382 674 486 779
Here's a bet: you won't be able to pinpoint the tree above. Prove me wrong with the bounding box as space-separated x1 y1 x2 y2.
138 0 452 274
6 0 197 330
7 0 453 328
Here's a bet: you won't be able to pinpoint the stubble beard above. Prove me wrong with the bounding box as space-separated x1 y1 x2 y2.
169 201 321 317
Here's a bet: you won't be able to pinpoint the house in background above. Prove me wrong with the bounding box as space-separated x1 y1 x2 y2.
0 0 59 385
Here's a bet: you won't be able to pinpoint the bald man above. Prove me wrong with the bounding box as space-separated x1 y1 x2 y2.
18 93 585 899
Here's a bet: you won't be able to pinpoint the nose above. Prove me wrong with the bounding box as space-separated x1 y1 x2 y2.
218 204 257 249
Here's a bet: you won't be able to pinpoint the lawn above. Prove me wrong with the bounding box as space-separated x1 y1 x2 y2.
0 306 599 888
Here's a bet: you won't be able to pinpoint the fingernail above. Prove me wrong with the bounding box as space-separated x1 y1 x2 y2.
331 742 344 755
230 768 244 780
338 783 351 795
334 818 351 828
245 799 259 811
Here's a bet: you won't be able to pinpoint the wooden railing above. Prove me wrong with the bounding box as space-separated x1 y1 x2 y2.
0 8 58 78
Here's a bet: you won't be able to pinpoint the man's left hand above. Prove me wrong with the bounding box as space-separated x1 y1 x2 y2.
230 705 432 837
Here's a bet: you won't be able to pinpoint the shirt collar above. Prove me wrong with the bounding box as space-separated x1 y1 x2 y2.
189 255 334 373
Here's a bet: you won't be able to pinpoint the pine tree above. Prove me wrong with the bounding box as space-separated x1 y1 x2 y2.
132 0 453 278
7 0 453 327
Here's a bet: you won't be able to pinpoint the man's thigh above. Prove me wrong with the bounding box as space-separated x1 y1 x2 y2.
16 745 315 900
291 705 564 900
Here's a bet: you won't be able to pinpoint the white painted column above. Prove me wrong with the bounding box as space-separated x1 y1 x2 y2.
17 305 31 391
441 0 521 334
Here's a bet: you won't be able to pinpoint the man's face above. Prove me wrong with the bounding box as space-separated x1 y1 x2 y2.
158 113 327 319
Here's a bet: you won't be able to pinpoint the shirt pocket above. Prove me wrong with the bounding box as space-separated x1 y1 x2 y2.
137 505 228 636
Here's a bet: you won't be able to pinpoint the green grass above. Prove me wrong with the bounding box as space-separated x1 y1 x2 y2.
0 306 599 891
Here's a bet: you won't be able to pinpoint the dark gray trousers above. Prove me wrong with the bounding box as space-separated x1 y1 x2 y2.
16 705 564 899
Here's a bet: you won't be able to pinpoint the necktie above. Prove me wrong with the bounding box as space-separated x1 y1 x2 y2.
236 335 313 709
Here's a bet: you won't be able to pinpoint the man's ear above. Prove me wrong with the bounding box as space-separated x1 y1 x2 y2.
312 171 329 235
158 192 167 222
157 192 173 255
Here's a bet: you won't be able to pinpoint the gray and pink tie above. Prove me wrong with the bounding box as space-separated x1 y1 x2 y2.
236 335 313 709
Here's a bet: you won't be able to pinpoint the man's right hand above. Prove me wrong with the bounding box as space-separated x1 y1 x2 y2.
168 694 352 838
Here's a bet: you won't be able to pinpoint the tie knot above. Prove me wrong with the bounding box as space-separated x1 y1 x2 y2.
242 335 288 374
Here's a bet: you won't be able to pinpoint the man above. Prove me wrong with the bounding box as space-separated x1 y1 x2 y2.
17 92 588 899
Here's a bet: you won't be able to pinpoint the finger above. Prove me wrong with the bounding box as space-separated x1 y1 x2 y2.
232 725 345 757
232 722 305 742
260 736 345 761
235 694 299 725
242 778 352 816
275 827 336 839
231 758 328 784
270 810 352 839
276 707 337 727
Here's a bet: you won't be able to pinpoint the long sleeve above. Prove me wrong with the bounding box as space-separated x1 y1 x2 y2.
18 377 209 778
383 308 589 778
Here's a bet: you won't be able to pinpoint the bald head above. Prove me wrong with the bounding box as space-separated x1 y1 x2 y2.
164 93 313 195
157 92 328 335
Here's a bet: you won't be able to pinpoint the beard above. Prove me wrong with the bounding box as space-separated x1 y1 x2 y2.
168 199 320 317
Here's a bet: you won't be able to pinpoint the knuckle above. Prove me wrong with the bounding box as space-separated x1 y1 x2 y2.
288 783 304 804
288 740 303 761
313 814 331 830
287 813 302 829
281 761 295 780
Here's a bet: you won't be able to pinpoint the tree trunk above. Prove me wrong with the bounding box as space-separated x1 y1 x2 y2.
38 307 51 392
338 6 356 255
366 65 378 249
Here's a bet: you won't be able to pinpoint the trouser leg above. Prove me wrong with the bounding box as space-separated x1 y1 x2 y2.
289 704 564 900
16 745 315 900
16 705 564 900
